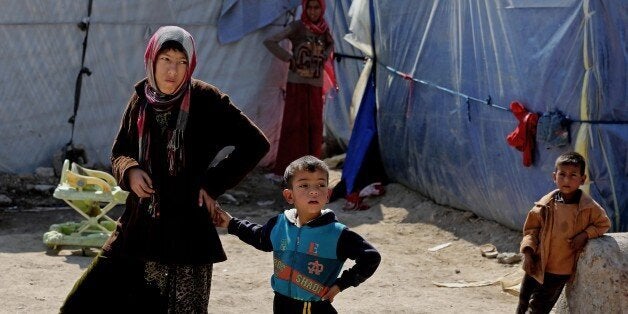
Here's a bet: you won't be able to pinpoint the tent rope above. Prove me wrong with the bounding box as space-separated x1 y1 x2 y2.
384 64 507 111
67 0 93 147
381 63 628 125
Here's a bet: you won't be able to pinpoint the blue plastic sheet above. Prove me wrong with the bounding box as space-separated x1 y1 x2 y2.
345 0 627 231
217 0 300 44
341 73 377 194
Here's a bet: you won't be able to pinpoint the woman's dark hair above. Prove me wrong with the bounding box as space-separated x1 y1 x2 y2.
158 40 185 54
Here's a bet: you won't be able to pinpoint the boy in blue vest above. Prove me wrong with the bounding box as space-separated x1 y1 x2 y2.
214 155 381 313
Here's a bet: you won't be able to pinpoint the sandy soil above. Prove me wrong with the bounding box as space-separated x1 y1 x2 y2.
0 168 524 313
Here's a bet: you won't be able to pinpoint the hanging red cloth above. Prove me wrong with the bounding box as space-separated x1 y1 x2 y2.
322 51 337 95
506 101 539 167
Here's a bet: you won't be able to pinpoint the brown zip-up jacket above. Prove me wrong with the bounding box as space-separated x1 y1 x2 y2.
519 189 611 284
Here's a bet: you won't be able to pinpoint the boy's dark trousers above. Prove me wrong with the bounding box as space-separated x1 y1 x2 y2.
516 272 570 314
273 292 337 314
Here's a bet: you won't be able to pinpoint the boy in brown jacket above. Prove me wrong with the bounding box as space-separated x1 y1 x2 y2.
516 151 611 314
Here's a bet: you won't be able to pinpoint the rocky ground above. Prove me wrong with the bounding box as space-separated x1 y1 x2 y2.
0 161 524 313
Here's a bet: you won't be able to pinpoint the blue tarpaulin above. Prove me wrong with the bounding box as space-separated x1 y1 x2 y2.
0 0 624 232
217 0 300 44
342 0 627 231
341 72 378 195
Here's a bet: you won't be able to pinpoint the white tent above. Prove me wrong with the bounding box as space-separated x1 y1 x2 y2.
2 0 626 232
0 0 357 173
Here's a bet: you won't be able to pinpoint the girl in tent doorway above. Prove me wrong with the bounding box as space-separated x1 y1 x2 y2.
264 0 334 181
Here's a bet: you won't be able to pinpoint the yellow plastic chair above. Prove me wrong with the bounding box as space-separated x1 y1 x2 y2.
43 159 129 251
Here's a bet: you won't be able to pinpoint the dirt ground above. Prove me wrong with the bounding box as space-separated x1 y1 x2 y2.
0 166 524 313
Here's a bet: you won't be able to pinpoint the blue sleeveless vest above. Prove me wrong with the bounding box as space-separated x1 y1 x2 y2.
270 213 346 301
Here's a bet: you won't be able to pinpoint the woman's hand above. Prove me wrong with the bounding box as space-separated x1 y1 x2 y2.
198 188 220 220
128 168 154 198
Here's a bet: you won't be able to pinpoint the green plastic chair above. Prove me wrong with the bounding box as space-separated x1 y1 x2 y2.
43 160 128 251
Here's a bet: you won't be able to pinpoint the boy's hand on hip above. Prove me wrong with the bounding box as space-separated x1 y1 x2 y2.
321 285 340 303
568 232 588 251
198 188 219 220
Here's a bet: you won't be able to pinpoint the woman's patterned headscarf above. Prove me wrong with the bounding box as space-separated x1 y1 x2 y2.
144 26 197 95
301 0 329 35
138 25 197 176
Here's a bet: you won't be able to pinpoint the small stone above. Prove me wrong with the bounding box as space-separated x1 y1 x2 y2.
497 252 522 264
462 211 477 219
27 184 55 193
257 200 275 206
18 173 35 180
35 167 55 178
217 193 239 205
0 194 12 205
229 190 249 198
484 251 499 258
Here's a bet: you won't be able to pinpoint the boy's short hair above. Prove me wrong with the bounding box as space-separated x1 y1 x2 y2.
555 151 586 175
283 155 329 188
